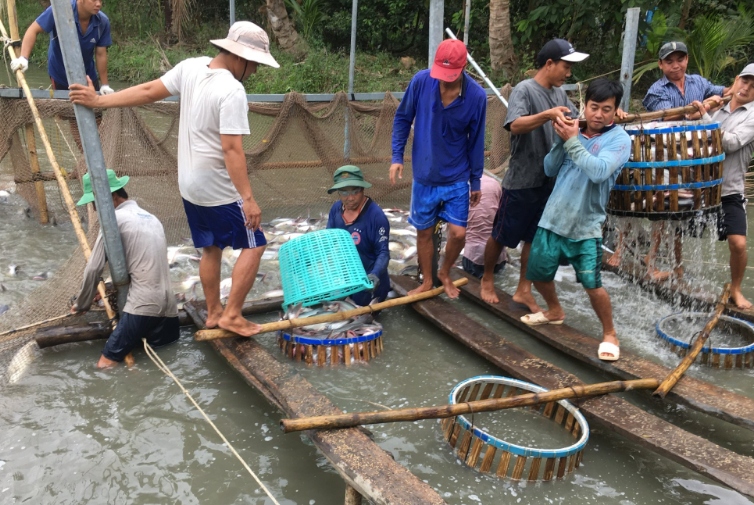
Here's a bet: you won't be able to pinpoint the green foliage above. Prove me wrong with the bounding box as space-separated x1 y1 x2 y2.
285 0 325 41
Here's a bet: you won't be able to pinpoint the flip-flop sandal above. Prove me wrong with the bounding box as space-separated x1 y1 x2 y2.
598 341 620 361
520 312 564 326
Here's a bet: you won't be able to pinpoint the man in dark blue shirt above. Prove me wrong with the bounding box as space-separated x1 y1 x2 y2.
12 0 113 94
327 165 391 306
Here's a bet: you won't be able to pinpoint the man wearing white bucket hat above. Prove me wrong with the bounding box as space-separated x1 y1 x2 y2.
70 22 280 337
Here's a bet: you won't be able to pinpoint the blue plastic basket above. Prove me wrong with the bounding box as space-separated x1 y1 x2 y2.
278 229 372 309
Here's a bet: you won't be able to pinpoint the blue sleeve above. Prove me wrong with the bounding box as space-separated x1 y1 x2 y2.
35 6 55 32
642 90 672 112
563 133 631 183
703 78 724 99
391 76 418 164
468 93 487 192
370 211 391 277
544 139 566 177
98 15 112 47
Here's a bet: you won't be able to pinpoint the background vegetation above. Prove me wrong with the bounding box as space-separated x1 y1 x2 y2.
9 0 754 97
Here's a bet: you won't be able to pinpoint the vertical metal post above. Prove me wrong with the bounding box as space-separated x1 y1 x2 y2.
463 0 471 45
344 0 358 158
428 0 444 66
619 7 641 112
230 0 236 25
50 0 130 312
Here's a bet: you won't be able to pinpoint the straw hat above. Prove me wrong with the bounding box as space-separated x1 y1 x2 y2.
210 21 280 69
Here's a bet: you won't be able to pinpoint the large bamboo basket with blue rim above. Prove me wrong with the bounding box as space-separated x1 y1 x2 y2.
607 121 725 220
656 312 754 369
278 324 383 366
441 376 589 481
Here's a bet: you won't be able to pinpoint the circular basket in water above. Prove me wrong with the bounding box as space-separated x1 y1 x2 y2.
277 325 383 366
278 229 373 309
441 376 589 481
655 312 754 368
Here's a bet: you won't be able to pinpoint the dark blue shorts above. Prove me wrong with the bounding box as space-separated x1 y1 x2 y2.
183 198 267 250
718 194 748 240
408 181 470 230
102 313 180 362
462 257 505 279
491 185 552 248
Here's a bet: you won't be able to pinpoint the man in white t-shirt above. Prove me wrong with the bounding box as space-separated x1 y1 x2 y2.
70 22 280 336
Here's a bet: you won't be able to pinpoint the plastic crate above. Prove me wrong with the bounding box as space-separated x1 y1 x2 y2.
278 229 372 308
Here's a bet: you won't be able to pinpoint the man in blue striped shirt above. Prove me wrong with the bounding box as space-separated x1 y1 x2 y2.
643 41 729 116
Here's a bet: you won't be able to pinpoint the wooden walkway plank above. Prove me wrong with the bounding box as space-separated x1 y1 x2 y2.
183 301 446 505
391 275 754 498
455 270 754 432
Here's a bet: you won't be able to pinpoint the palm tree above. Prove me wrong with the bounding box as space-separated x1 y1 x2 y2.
266 0 308 57
489 0 517 78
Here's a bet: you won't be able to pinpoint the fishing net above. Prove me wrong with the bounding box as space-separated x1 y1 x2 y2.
0 85 513 383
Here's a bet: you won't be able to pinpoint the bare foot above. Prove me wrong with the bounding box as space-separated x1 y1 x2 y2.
408 281 433 296
97 354 119 368
205 308 223 329
646 268 671 282
605 252 621 267
218 313 262 337
438 271 459 299
731 291 753 310
124 353 136 367
480 276 499 304
512 290 541 313
598 334 620 360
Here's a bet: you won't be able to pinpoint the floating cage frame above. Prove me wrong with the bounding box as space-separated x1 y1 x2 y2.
655 312 754 369
277 327 383 366
607 122 725 221
441 376 589 481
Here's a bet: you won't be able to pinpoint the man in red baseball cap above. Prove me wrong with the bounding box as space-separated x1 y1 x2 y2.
390 39 487 298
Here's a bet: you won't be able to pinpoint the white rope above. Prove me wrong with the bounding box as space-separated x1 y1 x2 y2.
142 338 282 505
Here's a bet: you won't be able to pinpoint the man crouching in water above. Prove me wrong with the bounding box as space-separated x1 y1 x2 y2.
71 170 179 368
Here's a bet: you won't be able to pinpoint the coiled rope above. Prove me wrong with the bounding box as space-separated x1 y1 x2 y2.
142 338 281 505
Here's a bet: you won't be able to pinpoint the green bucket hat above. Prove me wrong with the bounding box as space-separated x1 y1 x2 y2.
76 169 130 206
327 165 372 194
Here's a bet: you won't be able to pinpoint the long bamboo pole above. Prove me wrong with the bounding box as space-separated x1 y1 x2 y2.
614 95 732 125
194 278 469 342
0 15 115 322
5 0 49 224
280 378 660 433
653 283 731 398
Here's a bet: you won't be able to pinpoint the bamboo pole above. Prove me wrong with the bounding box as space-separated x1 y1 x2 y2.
653 283 731 398
195 278 469 342
5 0 49 224
0 15 116 322
280 378 660 433
615 95 732 125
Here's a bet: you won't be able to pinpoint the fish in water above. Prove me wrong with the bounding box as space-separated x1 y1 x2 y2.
0 283 6 292
0 304 10 316
32 272 52 281
4 341 40 384
8 264 20 276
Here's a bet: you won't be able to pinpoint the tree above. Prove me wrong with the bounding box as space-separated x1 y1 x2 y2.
489 0 517 77
266 0 308 57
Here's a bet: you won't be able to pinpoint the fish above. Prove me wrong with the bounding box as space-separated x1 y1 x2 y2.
220 278 233 299
262 289 284 299
4 341 40 384
7 264 19 276
0 304 10 316
32 272 51 281
0 283 6 292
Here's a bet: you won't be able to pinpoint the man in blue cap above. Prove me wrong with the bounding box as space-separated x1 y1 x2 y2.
327 165 391 306
71 170 179 368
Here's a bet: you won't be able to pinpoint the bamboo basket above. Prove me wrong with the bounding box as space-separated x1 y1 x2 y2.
608 121 725 221
655 312 754 369
441 376 589 481
277 325 383 366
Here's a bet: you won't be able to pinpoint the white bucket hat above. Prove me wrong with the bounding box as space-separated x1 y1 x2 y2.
210 21 280 69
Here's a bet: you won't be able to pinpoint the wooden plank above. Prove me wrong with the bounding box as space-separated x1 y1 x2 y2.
392 276 754 497
183 301 446 505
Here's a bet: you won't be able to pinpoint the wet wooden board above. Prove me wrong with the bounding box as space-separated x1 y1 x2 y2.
391 276 754 498
602 253 754 324
455 270 754 432
183 301 445 505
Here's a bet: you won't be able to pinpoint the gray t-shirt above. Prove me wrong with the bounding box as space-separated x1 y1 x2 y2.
503 79 577 190
709 101 754 197
76 200 178 318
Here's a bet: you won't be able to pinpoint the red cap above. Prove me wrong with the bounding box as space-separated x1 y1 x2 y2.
430 39 467 82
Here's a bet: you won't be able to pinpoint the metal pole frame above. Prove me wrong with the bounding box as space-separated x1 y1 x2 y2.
344 0 358 158
620 7 641 112
445 28 508 108
230 0 236 26
463 0 471 45
428 0 444 67
50 0 130 312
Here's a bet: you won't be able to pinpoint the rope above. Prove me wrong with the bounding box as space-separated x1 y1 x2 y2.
142 338 282 505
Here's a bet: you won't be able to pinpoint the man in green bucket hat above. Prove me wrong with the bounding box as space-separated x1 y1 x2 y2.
72 169 180 368
326 165 391 306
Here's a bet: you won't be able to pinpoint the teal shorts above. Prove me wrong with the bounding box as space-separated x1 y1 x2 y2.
526 227 603 289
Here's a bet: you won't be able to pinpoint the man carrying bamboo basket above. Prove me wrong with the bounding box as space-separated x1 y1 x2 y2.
521 79 631 362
